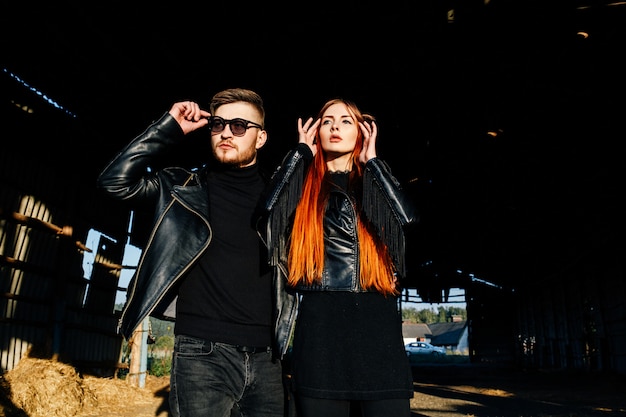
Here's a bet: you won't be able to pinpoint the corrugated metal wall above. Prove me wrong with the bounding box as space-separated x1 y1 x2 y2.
0 152 127 376
514 244 626 373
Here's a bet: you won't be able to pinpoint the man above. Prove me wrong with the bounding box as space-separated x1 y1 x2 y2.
97 88 290 417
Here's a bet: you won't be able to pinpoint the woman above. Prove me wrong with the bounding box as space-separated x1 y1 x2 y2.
260 98 418 417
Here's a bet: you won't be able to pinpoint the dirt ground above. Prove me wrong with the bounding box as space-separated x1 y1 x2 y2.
408 364 626 417
2 359 626 417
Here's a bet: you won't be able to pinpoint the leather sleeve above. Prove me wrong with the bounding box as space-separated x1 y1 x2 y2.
363 157 419 227
96 112 185 205
363 157 419 278
257 144 313 266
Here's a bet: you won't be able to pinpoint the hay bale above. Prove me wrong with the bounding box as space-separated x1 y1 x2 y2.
4 357 97 417
2 357 165 417
82 375 155 409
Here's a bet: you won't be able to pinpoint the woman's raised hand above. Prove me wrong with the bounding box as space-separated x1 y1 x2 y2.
298 117 320 156
359 120 377 164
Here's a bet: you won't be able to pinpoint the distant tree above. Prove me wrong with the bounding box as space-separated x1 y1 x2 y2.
150 318 174 338
445 306 467 321
402 307 420 323
437 306 447 322
401 306 466 323
418 308 437 323
153 334 174 350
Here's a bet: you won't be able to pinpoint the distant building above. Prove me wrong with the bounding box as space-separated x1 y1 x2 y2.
402 322 432 345
402 320 469 355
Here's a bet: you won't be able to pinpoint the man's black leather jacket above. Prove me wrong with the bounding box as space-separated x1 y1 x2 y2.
258 144 419 350
96 113 298 359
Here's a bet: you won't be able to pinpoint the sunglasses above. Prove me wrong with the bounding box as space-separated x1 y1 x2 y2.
207 116 263 137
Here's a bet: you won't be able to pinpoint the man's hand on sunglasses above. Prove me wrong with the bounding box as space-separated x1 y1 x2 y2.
169 101 211 134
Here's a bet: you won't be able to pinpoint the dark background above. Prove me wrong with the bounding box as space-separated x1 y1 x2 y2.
2 0 625 299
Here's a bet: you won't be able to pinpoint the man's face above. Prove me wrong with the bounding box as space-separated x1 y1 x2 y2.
210 102 267 167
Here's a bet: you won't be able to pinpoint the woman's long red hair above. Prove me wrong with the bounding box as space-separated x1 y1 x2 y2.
287 99 398 296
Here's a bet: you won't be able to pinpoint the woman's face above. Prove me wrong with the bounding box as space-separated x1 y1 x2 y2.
318 102 359 158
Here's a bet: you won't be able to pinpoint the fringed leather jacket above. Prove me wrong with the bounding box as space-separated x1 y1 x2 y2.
258 144 419 352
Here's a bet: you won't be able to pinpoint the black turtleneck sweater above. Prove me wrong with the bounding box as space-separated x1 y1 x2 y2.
175 164 272 347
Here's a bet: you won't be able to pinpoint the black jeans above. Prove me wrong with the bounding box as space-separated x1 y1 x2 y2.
169 335 284 417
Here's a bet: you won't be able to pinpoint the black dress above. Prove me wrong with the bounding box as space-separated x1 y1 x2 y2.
291 172 413 401
292 291 413 400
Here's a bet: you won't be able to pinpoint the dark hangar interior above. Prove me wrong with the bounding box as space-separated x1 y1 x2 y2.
1 1 626 373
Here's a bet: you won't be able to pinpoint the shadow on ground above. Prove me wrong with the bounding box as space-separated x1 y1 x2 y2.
408 363 626 417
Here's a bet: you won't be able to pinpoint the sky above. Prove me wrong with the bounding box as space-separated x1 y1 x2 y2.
82 229 140 306
403 288 466 311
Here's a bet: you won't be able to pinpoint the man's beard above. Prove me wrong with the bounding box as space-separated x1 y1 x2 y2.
212 145 256 168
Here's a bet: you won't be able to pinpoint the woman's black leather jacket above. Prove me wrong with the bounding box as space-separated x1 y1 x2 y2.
96 113 298 359
258 144 419 348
